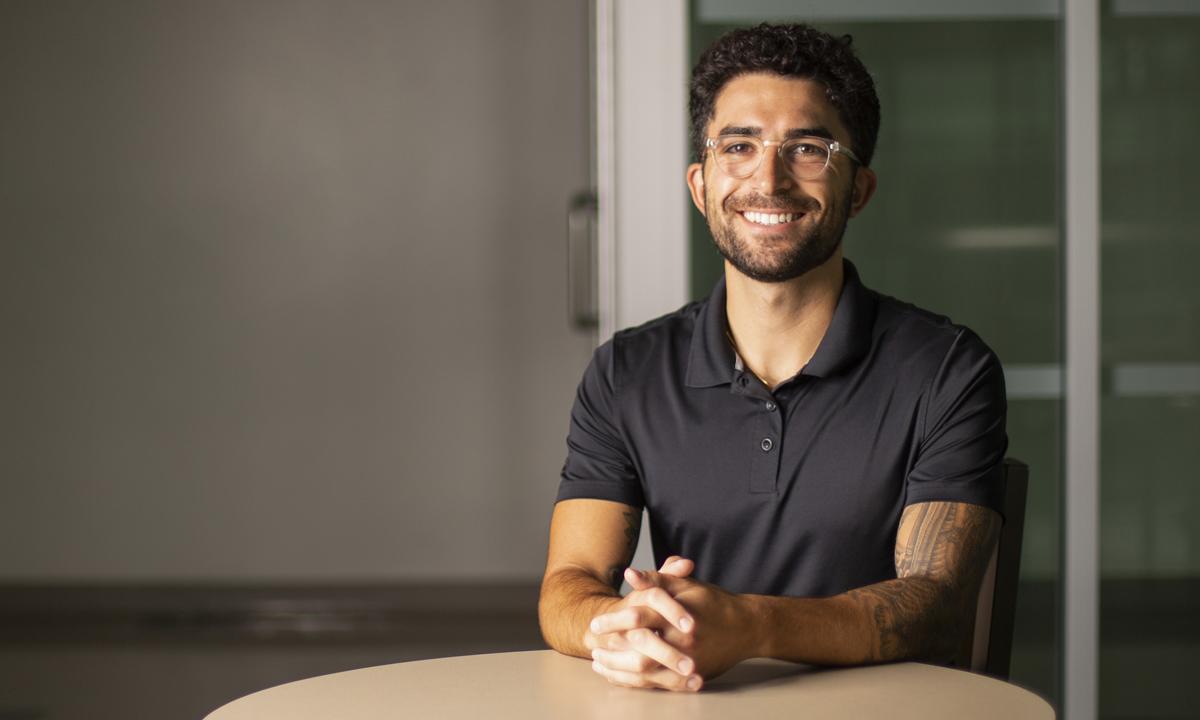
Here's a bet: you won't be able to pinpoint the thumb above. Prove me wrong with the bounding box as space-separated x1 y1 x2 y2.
658 556 695 578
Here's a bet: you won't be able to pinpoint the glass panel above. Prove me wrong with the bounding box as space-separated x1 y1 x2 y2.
1100 8 1200 719
689 10 1062 710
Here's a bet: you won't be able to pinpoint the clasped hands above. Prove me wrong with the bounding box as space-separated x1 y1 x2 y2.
583 556 754 692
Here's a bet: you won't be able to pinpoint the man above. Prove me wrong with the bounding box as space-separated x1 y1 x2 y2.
538 23 1007 692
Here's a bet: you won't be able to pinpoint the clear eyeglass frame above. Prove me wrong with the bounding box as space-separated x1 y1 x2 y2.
705 135 862 181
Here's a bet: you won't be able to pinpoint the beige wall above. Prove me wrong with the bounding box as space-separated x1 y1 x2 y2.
0 0 595 581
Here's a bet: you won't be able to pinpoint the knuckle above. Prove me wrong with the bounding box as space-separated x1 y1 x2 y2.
627 627 653 644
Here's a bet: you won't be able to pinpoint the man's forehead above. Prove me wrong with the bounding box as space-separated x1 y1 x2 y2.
709 73 843 137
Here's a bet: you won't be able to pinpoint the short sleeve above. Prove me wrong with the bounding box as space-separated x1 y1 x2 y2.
905 329 1009 515
555 340 645 508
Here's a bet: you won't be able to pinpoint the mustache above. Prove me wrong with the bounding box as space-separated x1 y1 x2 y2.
726 193 817 213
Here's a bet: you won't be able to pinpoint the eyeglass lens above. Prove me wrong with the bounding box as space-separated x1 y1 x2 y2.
711 137 832 180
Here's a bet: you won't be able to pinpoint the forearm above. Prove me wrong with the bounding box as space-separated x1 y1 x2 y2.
538 567 623 658
744 576 969 666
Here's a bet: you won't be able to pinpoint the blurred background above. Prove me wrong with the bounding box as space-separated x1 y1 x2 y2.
1 1 1196 719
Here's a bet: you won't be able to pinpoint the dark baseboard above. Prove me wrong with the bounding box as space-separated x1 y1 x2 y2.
0 582 545 645
2 576 1195 646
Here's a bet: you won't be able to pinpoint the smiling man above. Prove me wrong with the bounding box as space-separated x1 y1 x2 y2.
538 23 1007 692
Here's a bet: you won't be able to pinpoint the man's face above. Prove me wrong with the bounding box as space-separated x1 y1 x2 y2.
686 73 876 283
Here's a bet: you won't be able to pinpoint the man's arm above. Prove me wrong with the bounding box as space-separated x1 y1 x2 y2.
754 499 1001 666
591 500 1001 678
538 498 694 663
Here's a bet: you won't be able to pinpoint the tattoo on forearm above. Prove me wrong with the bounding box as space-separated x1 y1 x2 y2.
622 509 641 552
850 502 1000 663
603 509 642 590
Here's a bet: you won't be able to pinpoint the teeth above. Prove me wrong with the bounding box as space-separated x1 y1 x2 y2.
743 211 798 226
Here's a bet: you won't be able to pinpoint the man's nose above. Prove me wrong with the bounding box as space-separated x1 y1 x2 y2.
754 147 794 193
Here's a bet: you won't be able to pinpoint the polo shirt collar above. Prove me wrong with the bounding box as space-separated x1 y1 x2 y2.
802 259 875 378
684 259 876 388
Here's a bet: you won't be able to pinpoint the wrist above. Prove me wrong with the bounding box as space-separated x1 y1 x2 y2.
736 593 773 660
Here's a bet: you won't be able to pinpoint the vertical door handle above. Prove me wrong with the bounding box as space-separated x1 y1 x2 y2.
567 191 599 329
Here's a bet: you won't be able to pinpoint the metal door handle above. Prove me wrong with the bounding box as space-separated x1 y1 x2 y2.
567 191 599 329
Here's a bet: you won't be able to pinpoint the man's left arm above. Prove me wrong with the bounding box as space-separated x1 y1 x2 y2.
755 499 1001 667
590 500 1000 681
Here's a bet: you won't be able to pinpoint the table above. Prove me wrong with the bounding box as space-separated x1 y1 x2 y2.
205 650 1055 719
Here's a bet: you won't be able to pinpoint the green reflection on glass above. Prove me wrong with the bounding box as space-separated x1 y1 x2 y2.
1099 12 1200 720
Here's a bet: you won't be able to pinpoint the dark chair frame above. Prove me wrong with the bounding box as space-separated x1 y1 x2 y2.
971 458 1028 679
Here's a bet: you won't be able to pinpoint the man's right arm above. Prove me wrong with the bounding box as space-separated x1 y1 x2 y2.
537 498 642 657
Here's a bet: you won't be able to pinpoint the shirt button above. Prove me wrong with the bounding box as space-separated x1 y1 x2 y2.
738 375 749 387
765 401 776 411
760 437 774 452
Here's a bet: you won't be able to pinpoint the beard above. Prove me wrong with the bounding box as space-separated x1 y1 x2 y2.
706 189 852 283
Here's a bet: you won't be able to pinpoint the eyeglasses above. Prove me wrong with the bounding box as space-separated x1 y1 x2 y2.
705 135 861 181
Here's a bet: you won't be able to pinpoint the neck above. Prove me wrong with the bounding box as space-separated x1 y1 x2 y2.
724 251 844 389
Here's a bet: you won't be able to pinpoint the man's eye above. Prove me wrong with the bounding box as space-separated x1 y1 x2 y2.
723 142 756 155
791 142 824 156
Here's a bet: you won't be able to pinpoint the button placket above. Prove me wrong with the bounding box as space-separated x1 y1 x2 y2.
748 394 783 494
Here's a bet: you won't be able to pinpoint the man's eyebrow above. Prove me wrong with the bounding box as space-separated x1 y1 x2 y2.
715 125 761 137
784 126 835 140
714 125 836 140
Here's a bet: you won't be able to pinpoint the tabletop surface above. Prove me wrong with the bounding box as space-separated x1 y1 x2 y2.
206 649 1055 720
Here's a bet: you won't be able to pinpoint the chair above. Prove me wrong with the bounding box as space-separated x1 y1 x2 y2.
969 458 1029 678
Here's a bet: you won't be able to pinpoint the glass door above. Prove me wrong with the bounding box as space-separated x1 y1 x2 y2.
1099 6 1200 718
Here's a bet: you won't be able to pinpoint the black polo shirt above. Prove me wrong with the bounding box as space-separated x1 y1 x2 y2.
556 260 1007 598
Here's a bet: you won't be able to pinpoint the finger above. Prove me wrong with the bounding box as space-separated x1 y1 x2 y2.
630 583 694 633
659 556 695 578
591 594 692 635
591 647 660 674
626 568 691 596
624 567 656 591
620 627 696 676
592 658 702 692
589 605 660 635
584 628 632 652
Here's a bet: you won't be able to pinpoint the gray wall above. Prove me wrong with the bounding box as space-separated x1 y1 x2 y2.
0 0 594 581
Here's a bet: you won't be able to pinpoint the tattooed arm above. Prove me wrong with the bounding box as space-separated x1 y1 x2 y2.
538 499 694 663
590 500 1001 682
743 500 1001 666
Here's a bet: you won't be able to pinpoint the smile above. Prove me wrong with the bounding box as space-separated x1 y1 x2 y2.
740 211 802 226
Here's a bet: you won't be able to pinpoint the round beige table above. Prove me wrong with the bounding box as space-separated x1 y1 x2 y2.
206 650 1054 719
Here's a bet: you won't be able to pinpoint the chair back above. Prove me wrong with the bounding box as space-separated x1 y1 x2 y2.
969 458 1028 678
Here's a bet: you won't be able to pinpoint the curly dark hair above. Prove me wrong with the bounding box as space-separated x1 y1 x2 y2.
689 23 881 167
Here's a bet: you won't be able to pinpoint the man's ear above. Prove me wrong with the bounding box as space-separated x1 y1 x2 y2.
848 166 877 218
686 162 707 216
